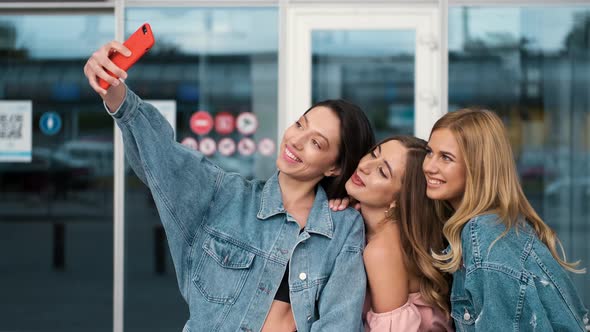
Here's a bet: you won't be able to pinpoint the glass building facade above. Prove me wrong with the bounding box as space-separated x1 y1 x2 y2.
0 2 588 331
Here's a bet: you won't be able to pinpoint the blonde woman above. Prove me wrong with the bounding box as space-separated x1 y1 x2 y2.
331 136 453 331
424 108 589 331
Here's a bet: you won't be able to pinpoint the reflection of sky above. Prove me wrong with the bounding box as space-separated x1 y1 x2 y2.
1 6 589 59
0 15 114 59
312 30 415 56
449 7 590 52
125 8 278 55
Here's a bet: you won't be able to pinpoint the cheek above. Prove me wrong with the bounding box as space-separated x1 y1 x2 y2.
315 149 339 167
448 166 466 190
282 127 295 141
373 181 396 200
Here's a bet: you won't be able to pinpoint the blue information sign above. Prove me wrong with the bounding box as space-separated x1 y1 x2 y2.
39 112 62 136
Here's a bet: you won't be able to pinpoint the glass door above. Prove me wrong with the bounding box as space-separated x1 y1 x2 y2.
282 5 442 140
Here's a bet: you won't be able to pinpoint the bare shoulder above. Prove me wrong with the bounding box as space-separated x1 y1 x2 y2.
364 224 410 312
363 224 404 265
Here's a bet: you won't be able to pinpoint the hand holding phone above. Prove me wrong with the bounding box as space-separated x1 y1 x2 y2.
98 23 155 90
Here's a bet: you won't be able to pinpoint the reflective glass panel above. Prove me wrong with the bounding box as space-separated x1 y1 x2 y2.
312 30 415 140
449 6 590 304
123 8 278 331
0 14 115 330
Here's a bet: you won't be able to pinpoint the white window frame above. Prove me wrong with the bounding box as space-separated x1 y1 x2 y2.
280 4 443 140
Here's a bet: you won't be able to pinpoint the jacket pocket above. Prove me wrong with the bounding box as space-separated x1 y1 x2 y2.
193 235 255 304
451 297 476 332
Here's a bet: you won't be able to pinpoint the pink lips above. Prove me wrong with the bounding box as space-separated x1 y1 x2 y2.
282 145 302 164
350 172 365 186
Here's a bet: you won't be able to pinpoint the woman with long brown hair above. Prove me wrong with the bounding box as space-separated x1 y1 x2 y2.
332 135 452 331
424 108 588 331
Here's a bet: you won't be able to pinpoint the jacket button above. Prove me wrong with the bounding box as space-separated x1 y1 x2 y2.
299 272 307 280
463 311 471 321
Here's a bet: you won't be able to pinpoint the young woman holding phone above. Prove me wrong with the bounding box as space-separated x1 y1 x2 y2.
84 41 375 332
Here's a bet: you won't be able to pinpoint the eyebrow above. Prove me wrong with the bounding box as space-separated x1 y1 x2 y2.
440 150 456 159
377 145 393 175
426 144 456 159
302 114 330 146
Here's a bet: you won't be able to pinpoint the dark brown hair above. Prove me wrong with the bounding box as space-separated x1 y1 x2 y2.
377 135 451 316
305 99 375 199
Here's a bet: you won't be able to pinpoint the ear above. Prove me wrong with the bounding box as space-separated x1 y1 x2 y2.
323 165 341 177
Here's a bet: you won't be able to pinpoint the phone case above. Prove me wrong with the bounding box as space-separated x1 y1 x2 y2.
98 23 155 90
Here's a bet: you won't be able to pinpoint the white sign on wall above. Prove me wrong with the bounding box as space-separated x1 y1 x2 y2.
0 101 32 162
147 100 177 139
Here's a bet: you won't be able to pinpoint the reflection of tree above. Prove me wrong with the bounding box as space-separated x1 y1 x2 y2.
564 12 590 52
151 39 181 56
0 22 28 59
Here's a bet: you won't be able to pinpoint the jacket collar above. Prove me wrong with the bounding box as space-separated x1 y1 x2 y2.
257 172 334 239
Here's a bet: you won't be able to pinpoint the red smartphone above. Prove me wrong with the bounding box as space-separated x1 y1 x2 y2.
98 23 155 90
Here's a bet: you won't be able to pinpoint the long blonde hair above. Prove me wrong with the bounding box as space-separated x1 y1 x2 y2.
379 136 451 316
430 109 584 274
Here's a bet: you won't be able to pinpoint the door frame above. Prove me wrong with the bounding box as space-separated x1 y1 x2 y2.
279 4 443 140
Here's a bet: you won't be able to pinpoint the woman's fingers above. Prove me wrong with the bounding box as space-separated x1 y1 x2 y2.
329 198 343 211
338 197 350 210
84 41 131 95
100 41 130 80
329 197 351 211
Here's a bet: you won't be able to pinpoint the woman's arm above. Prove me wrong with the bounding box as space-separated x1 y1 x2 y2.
464 267 588 331
83 43 225 295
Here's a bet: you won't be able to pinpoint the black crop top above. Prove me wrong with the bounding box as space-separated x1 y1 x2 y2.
274 229 304 303
274 265 291 303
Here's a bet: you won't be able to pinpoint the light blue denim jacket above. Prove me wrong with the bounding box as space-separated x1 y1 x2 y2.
107 87 367 332
451 213 589 331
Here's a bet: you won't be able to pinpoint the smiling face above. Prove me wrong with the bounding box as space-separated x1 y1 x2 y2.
423 128 467 209
276 106 342 183
345 140 407 210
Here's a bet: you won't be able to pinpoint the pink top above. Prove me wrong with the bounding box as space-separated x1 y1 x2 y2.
364 292 454 332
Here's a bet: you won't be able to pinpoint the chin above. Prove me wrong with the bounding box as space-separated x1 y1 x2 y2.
427 191 452 203
344 180 355 195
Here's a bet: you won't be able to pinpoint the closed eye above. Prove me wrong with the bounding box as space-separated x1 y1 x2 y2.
379 167 387 178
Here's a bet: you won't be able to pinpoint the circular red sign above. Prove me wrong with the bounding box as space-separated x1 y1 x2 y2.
218 138 236 156
181 137 199 150
199 137 216 156
190 111 213 135
238 138 256 156
258 138 276 156
236 112 258 135
215 112 235 135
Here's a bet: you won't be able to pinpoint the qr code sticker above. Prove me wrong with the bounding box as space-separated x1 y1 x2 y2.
0 114 23 139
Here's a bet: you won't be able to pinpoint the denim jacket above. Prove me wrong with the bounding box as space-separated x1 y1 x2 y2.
451 213 589 331
107 87 367 332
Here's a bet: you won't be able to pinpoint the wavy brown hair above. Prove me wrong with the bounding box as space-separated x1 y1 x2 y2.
429 109 584 274
377 136 451 316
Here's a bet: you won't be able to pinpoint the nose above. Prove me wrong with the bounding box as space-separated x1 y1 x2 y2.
358 158 376 175
423 155 437 174
291 132 306 150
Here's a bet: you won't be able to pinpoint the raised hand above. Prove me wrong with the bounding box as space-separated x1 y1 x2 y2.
83 41 131 111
